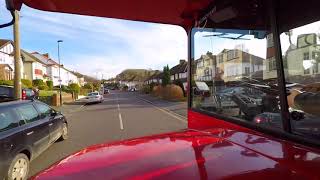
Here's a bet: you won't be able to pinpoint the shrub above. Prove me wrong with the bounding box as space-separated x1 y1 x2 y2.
173 79 186 97
33 79 45 87
68 83 80 94
0 80 14 86
38 84 48 90
46 81 53 90
21 79 32 88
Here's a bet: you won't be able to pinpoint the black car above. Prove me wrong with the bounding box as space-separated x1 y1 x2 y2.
0 86 35 102
0 100 68 180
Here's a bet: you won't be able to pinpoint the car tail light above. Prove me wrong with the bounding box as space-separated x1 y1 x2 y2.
22 90 26 100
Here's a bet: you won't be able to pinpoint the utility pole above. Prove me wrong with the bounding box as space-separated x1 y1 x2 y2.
57 40 63 106
13 10 22 99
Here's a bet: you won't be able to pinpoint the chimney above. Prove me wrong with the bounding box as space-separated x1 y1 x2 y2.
43 53 49 58
179 59 186 64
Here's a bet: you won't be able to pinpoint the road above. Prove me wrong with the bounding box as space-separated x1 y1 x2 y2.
29 91 187 177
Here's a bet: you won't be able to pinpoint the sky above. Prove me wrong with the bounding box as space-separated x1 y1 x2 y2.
0 2 187 79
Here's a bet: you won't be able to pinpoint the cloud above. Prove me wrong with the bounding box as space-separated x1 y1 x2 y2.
0 2 188 79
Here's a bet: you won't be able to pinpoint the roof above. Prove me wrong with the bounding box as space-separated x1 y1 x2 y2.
0 39 12 49
21 49 36 62
31 52 55 66
170 60 188 75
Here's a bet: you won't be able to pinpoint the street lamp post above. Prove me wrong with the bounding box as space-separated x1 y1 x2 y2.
57 40 63 106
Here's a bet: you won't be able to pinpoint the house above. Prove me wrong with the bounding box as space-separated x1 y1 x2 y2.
29 52 50 81
21 49 37 80
216 48 264 82
264 33 320 83
31 52 79 86
145 70 162 85
0 39 15 80
194 52 216 82
170 59 188 82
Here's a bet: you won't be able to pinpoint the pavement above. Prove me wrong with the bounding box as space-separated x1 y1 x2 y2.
29 90 187 177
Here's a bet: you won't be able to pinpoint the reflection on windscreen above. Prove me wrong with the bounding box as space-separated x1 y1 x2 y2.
280 21 320 138
192 28 282 130
192 24 320 139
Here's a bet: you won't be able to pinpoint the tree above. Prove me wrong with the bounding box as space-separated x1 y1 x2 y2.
83 82 93 89
46 81 53 90
68 83 80 94
162 65 171 87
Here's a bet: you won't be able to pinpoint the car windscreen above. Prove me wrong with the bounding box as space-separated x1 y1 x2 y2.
88 93 98 96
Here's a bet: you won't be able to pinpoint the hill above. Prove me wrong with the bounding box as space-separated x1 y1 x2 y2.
116 69 157 81
72 71 99 83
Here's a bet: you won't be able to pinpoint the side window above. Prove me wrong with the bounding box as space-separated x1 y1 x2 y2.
0 109 18 132
35 103 52 118
16 104 39 123
280 21 320 139
192 28 283 129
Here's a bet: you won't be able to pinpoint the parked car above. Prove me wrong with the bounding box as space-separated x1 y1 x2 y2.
0 100 68 180
128 87 136 92
85 92 103 104
0 85 35 102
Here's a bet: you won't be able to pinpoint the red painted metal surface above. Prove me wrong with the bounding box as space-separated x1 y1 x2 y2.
13 0 213 30
32 117 320 180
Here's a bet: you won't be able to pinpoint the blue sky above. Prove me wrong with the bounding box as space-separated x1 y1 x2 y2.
0 2 187 79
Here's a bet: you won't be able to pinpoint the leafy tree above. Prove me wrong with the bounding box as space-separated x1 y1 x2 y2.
68 83 80 94
83 82 94 90
21 79 32 88
92 82 101 91
46 81 53 90
162 65 171 87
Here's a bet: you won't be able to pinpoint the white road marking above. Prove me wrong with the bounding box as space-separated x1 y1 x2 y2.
119 113 124 130
137 97 187 124
116 95 124 130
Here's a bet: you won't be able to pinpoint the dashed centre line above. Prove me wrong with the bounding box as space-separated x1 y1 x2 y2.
116 95 124 130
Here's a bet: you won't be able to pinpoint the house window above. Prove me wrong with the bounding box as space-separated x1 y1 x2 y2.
245 67 250 75
268 58 277 71
303 52 309 60
227 50 238 60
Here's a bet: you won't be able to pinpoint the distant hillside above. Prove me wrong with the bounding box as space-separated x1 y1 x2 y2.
72 71 99 83
116 69 157 81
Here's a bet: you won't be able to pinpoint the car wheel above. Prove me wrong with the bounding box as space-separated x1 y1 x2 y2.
58 123 68 141
7 153 29 180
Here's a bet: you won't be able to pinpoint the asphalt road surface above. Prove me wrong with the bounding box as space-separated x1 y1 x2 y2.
29 91 187 177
